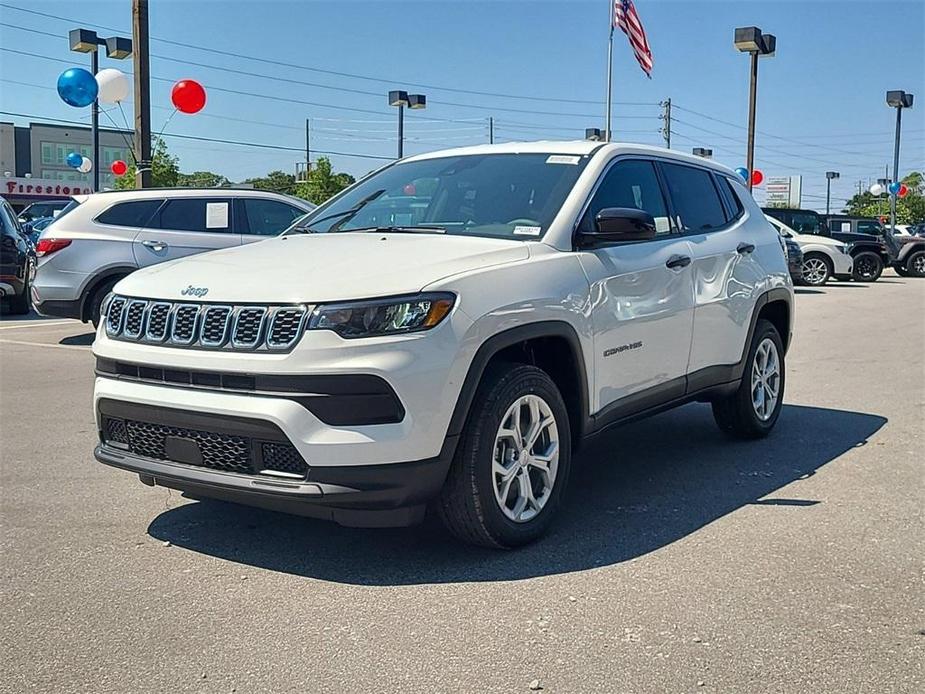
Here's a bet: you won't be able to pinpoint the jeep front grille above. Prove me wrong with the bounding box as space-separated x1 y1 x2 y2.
104 295 312 352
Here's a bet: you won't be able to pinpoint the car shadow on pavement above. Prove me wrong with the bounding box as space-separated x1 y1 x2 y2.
59 333 95 346
147 403 886 585
793 288 825 295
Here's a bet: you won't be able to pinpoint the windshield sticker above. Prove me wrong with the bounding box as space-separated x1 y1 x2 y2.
513 225 542 236
205 202 229 229
546 155 581 165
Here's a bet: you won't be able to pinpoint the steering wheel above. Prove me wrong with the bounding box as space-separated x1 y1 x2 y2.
506 218 540 226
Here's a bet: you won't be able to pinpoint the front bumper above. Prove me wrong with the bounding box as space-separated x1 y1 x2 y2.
94 396 458 527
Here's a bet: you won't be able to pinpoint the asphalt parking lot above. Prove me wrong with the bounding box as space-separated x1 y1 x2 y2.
1 274 922 694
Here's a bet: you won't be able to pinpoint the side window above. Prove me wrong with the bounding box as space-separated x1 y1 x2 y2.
242 199 305 236
660 163 728 232
96 200 163 227
582 159 671 235
717 176 744 221
856 220 881 235
152 198 232 233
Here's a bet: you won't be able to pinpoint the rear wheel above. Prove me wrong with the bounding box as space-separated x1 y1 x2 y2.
437 363 571 548
906 250 925 278
852 251 883 282
4 278 31 315
712 319 785 439
800 253 832 286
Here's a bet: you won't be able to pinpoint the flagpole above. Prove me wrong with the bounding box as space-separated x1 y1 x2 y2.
605 2 614 142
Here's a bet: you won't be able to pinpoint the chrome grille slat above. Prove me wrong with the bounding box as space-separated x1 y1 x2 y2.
200 306 233 347
105 295 309 352
267 307 307 349
123 300 148 338
144 302 171 341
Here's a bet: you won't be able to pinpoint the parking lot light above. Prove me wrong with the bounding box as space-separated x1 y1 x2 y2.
886 90 914 233
585 128 603 141
825 171 840 215
69 27 133 193
692 147 713 158
389 90 425 159
735 26 776 192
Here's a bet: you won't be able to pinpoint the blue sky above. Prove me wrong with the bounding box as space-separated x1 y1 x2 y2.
1 0 923 210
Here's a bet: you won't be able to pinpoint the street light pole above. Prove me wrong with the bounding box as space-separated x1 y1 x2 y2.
734 27 776 192
133 0 152 188
885 90 913 232
825 171 840 216
90 49 99 192
388 91 425 159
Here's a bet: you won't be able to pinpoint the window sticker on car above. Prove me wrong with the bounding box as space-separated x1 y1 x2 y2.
513 225 542 236
546 155 581 165
205 202 229 229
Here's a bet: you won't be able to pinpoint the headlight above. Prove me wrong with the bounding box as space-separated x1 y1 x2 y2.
307 293 455 338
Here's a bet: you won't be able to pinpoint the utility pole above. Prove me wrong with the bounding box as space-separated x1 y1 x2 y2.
305 117 311 177
489 117 494 145
132 0 152 188
90 49 99 191
660 98 672 149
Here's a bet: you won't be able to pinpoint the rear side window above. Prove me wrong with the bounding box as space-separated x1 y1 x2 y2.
717 177 744 220
582 159 671 235
96 200 163 227
856 220 881 235
152 198 232 233
661 163 728 232
241 199 305 236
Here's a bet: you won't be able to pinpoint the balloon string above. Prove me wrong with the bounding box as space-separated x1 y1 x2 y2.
99 107 138 165
155 107 179 143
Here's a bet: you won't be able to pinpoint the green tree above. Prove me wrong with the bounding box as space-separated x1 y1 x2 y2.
113 136 179 189
843 171 925 224
295 157 355 205
243 170 296 193
177 171 230 188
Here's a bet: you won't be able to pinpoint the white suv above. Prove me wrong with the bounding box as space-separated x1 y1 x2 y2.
765 214 853 286
32 188 313 325
92 142 793 548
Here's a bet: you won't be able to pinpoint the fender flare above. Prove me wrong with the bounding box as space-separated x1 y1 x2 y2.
79 266 136 321
445 320 591 440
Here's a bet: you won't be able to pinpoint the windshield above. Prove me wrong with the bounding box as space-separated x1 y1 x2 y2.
21 200 71 220
300 152 592 240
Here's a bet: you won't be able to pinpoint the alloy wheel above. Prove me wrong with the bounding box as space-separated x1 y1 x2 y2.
801 257 829 285
913 254 925 275
855 256 879 280
492 394 559 523
751 338 781 422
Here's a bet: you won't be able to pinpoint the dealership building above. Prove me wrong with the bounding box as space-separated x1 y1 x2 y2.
0 121 133 210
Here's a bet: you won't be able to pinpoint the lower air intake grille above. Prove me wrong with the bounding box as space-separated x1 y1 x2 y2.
101 415 308 480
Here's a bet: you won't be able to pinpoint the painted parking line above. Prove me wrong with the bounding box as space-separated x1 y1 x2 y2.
0 320 79 331
0 338 92 352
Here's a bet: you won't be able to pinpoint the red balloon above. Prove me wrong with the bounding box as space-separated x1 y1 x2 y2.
171 79 206 114
111 160 127 176
751 169 764 186
898 184 908 198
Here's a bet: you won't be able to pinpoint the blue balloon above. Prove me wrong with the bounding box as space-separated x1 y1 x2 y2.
66 152 83 168
735 167 749 181
888 181 901 195
56 68 98 107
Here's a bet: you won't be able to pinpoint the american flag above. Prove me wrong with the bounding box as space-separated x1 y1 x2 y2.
613 0 653 77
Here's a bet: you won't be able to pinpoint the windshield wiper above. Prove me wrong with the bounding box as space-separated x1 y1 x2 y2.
299 189 387 232
346 225 447 234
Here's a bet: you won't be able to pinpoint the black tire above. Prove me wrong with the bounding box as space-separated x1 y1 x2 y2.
711 319 785 439
894 265 909 277
2 268 32 315
800 252 832 286
852 251 884 282
89 278 120 328
905 250 925 278
437 363 571 548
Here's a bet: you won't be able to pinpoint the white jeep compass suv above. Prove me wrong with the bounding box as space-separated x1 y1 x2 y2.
93 142 793 548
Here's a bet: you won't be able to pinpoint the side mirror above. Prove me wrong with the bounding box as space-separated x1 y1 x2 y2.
579 207 657 246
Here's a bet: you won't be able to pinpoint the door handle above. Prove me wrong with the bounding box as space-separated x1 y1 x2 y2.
142 239 168 251
665 254 691 269
737 242 755 254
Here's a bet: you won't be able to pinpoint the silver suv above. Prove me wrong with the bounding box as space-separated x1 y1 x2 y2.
32 188 314 325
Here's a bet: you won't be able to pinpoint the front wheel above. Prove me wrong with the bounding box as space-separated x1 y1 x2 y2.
712 319 785 439
800 253 832 286
437 364 571 548
852 251 884 282
905 250 925 278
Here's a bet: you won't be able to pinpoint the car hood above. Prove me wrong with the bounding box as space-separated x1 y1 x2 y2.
114 232 530 302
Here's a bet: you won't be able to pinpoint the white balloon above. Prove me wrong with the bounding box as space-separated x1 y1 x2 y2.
869 183 884 196
95 68 129 104
77 156 93 174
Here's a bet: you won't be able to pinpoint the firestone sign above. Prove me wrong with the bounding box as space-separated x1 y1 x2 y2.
3 177 91 198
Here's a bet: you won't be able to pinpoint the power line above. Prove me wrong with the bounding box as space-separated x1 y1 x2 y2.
0 8 656 108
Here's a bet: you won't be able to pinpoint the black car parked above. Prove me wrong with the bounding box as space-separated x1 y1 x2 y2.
824 214 925 279
1 198 35 315
763 208 899 281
